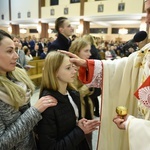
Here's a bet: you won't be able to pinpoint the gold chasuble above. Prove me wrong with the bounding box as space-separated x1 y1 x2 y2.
79 43 150 150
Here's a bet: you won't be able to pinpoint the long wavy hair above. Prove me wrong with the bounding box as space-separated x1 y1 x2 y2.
82 34 97 47
69 38 90 55
0 67 35 109
0 30 35 109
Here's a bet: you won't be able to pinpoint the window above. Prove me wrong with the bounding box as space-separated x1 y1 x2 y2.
128 28 139 34
29 29 38 33
50 0 58 6
90 28 108 34
70 0 80 3
112 28 139 34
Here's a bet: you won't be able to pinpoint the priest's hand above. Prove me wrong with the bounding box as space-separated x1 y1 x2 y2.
113 115 128 130
58 50 87 68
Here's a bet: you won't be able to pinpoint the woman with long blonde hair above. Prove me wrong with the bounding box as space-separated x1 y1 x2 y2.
0 30 57 150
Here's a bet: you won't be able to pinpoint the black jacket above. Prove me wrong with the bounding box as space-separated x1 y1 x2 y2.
89 45 101 60
48 33 71 52
31 50 40 57
37 89 90 150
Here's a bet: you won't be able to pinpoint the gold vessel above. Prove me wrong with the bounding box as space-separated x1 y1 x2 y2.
116 106 127 116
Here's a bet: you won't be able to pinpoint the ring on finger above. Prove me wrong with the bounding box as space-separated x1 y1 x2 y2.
48 99 52 103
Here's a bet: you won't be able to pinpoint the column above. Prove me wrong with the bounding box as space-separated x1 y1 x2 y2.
80 19 90 35
11 24 19 36
80 0 89 35
38 0 45 18
38 0 47 38
40 22 48 38
83 20 90 35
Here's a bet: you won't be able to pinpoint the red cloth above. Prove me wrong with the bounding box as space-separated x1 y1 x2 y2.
79 59 95 84
134 76 150 108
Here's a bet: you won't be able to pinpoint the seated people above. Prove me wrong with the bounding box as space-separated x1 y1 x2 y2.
23 46 33 63
40 46 48 59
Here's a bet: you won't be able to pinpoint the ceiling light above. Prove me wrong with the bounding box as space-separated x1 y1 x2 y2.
20 28 27 34
118 28 128 34
37 25 41 33
8 26 12 33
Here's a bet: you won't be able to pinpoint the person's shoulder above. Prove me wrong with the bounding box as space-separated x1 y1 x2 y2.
40 89 57 113
19 49 25 55
51 38 58 44
40 89 52 97
49 40 59 49
140 43 150 52
40 52 44 56
40 89 60 99
68 89 80 98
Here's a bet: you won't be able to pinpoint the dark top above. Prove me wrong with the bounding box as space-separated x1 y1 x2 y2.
31 50 40 57
48 33 71 52
29 40 35 51
36 89 90 150
89 45 101 60
40 52 47 59
38 42 46 55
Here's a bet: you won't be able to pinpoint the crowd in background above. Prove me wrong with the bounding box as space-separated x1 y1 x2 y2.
0 14 148 150
13 33 139 65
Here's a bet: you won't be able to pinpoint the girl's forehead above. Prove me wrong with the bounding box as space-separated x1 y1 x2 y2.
63 55 70 60
62 56 71 63
1 37 13 45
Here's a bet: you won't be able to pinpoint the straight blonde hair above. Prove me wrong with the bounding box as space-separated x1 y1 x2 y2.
40 51 76 96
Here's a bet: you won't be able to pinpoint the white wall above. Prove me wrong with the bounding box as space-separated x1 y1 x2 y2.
0 0 9 21
42 3 80 19
84 0 143 16
11 0 39 21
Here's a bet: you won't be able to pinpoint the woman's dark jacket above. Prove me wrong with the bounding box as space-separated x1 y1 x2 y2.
36 89 90 150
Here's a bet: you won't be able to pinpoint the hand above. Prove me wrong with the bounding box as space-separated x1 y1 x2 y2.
77 118 100 134
58 50 87 68
113 115 128 130
34 95 57 113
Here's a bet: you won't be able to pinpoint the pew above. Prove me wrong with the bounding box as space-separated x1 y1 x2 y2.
27 59 45 86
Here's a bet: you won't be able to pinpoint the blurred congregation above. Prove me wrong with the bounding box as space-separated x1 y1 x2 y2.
0 0 148 134
9 32 144 62
0 0 149 150
0 0 147 66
